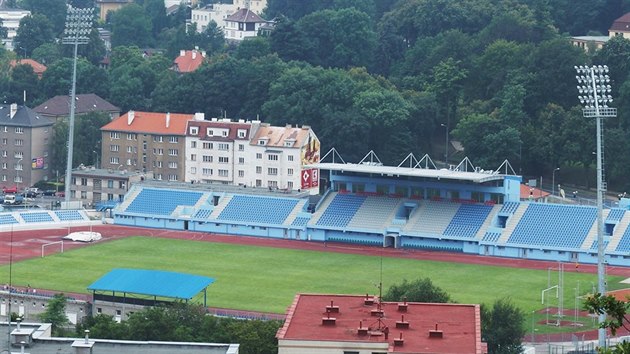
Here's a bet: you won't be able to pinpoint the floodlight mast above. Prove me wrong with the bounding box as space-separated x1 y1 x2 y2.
62 6 93 205
575 64 616 349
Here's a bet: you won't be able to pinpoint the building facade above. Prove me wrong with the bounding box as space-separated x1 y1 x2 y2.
0 7 30 51
0 104 53 189
184 116 320 193
224 8 266 41
96 0 133 21
70 166 151 204
100 111 189 182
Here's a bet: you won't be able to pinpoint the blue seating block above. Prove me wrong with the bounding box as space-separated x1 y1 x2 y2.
20 212 53 223
125 188 203 215
55 210 84 221
443 204 493 238
217 195 299 225
316 194 366 228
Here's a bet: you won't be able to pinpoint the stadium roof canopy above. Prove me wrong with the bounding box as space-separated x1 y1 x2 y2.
307 162 515 184
88 268 215 300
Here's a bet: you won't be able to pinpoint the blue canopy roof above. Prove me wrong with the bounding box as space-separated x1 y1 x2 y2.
87 269 215 300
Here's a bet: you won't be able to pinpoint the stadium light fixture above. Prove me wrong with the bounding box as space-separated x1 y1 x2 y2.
575 64 616 349
62 6 93 205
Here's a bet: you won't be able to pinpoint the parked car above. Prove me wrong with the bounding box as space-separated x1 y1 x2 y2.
23 190 39 198
55 191 65 198
2 186 17 194
42 190 56 196
4 194 23 205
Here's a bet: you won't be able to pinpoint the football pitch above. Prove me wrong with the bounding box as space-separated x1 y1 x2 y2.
0 236 622 316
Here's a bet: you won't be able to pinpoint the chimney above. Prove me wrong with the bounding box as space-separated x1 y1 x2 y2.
201 50 207 57
357 321 368 336
10 103 17 119
395 314 409 329
393 333 405 347
429 323 444 338
321 310 336 326
398 297 408 312
180 50 186 57
194 112 205 121
166 112 171 128
72 329 95 354
127 110 135 125
192 50 197 60
326 300 339 313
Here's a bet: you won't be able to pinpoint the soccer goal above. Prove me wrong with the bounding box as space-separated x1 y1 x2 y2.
41 241 64 258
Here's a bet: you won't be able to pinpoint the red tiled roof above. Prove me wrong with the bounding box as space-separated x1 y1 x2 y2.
101 111 192 135
173 50 206 73
610 13 630 32
278 294 484 354
520 184 550 199
250 125 312 148
226 8 264 23
187 120 252 141
9 59 47 77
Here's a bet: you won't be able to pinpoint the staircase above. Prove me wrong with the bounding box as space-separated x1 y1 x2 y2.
475 204 501 240
606 212 630 252
284 199 308 226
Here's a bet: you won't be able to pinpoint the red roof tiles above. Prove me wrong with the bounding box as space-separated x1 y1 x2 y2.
278 294 485 354
9 59 47 78
101 111 192 135
173 50 206 73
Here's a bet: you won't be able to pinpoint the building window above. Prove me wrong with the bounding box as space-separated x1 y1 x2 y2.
156 161 163 168
15 139 23 146
190 167 196 174
1 151 5 157
288 181 293 189
14 127 23 134
238 130 246 138
288 155 294 161
1 175 5 182
119 181 126 189
256 166 262 174
238 144 245 151
218 156 229 163
169 136 179 143
168 174 178 181
15 162 22 171
2 126 6 132
81 178 87 186
203 155 213 162
154 174 162 181
110 145 119 152
127 146 133 153
258 139 266 145
168 149 178 156
202 168 212 176
218 143 229 151
190 127 199 135
110 132 120 139
218 169 228 177
190 154 196 161
1 163 5 169
203 142 213 149
191 141 197 148
14 152 22 159
268 167 278 175
168 162 178 169
110 157 119 164
206 128 214 136
153 136 163 142
268 154 278 161
107 180 114 188
238 170 244 177
80 191 87 199
268 180 278 188
238 157 244 164
126 133 136 140
256 153 262 159
256 179 262 187
287 168 294 176
157 148 163 155
1 138 6 145
14 176 22 183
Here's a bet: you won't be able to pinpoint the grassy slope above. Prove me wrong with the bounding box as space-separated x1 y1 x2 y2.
0 236 618 316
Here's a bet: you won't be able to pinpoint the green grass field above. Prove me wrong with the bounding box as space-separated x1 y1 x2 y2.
0 236 623 333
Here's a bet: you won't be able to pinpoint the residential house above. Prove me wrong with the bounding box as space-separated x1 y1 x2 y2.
190 3 236 33
9 59 47 79
224 8 267 41
172 48 207 73
185 116 320 193
70 166 151 204
100 111 190 182
570 36 609 53
0 104 53 189
34 94 120 123
96 0 133 21
0 6 30 51
277 293 487 354
610 12 630 38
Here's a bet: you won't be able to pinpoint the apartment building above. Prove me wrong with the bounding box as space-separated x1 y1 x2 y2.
0 104 53 189
100 111 189 182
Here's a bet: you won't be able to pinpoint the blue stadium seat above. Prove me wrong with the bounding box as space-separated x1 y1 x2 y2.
217 195 300 225
443 204 493 238
316 194 366 228
291 216 310 227
0 214 17 225
124 188 203 216
20 212 54 223
55 210 85 221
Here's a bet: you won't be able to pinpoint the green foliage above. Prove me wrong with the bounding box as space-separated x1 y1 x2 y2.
382 278 451 303
51 111 111 171
31 43 62 66
40 58 109 99
13 14 55 57
77 303 281 354
110 3 153 47
481 298 525 354
39 293 69 336
21 0 67 35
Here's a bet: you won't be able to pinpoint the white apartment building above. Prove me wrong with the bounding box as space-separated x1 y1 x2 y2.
233 0 266 15
185 115 320 194
0 7 30 51
190 3 235 33
190 0 267 35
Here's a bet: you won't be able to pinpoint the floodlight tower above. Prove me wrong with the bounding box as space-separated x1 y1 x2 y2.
62 6 93 204
575 64 616 348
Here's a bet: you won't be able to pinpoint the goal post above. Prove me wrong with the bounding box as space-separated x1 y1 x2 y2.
41 241 64 258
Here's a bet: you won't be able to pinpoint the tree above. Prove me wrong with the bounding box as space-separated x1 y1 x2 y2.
583 293 630 353
13 14 55 57
31 43 62 66
39 293 69 336
40 58 109 99
110 3 153 48
234 37 271 60
382 278 451 303
481 298 525 354
7 63 40 105
21 0 67 35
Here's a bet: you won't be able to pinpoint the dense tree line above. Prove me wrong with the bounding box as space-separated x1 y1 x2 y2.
2 0 630 189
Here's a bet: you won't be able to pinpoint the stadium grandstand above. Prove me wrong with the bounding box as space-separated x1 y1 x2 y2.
105 149 630 267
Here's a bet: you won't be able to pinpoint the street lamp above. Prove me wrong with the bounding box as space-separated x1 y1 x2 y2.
440 123 449 165
575 64 616 348
62 6 93 205
552 168 560 197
